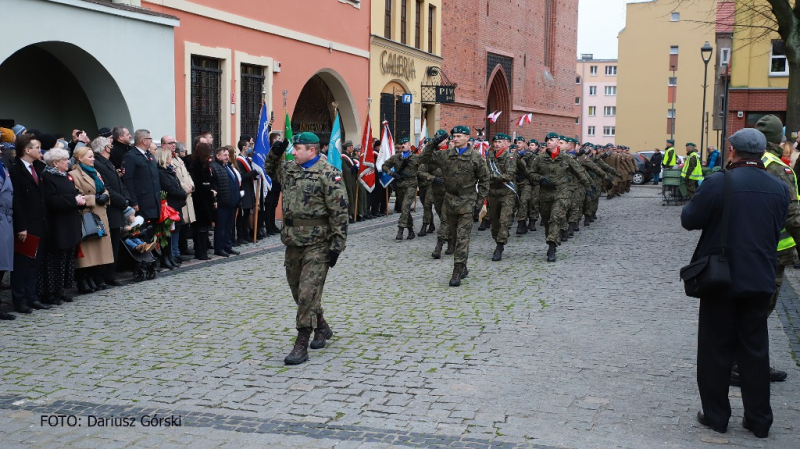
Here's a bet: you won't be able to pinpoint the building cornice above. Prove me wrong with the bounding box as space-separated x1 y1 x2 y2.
370 35 443 63
48 0 180 26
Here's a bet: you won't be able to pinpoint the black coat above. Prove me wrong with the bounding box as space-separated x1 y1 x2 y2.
122 148 161 221
189 159 216 226
236 157 259 209
681 165 790 299
210 160 238 208
110 140 131 170
94 153 129 229
650 152 664 174
9 159 47 238
42 171 82 250
158 166 187 218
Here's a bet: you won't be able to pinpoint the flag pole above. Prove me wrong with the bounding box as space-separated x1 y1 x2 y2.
252 83 266 242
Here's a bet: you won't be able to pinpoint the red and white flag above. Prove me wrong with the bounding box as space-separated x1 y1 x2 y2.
359 111 375 192
475 140 490 159
417 117 428 150
487 111 502 123
515 113 533 127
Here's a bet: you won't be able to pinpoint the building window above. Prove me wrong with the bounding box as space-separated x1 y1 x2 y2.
668 76 677 86
240 64 265 139
575 117 580 125
385 0 392 39
588 106 596 116
587 126 596 136
771 40 789 75
603 126 616 136
605 66 617 76
670 45 679 55
400 0 407 44
576 75 581 84
718 95 725 117
575 96 580 105
428 5 435 53
544 0 556 68
668 109 676 118
589 66 597 76
604 86 617 96
604 106 616 116
720 47 730 65
191 56 222 147
589 86 597 96
414 0 421 49
671 12 680 22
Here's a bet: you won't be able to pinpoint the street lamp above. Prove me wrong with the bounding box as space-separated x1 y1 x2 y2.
700 42 713 164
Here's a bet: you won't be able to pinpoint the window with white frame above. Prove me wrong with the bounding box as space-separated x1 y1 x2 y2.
720 47 730 66
770 40 788 75
589 86 597 96
588 106 596 116
575 117 580 125
589 65 597 76
670 45 679 55
605 65 617 76
587 126 596 136
671 12 680 21
604 86 617 96
575 96 580 105
576 75 581 84
604 106 616 116
668 76 677 86
603 126 616 136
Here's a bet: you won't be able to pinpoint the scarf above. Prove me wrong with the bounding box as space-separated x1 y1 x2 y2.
79 163 105 193
457 146 469 156
300 155 320 169
45 165 67 177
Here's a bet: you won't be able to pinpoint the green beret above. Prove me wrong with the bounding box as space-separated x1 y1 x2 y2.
434 129 448 139
514 136 526 142
468 137 475 143
293 132 320 145
528 139 539 145
666 139 674 144
397 137 409 144
492 133 511 141
567 137 579 144
451 125 470 135
558 135 566 141
544 132 560 141
685 143 696 147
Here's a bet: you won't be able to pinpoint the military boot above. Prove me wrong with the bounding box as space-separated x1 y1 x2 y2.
428 222 436 233
567 223 576 237
407 227 416 240
516 220 528 235
461 264 469 279
584 216 591 227
449 263 465 287
547 242 557 262
445 239 455 255
528 220 537 232
560 230 570 241
431 239 444 259
310 316 334 349
284 327 312 365
573 223 580 233
492 243 504 261
592 214 597 221
418 223 428 237
478 217 490 231
395 227 404 240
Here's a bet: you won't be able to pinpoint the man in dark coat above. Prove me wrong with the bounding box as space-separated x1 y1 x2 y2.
650 148 663 185
122 129 161 221
9 134 51 313
93 137 129 286
681 128 790 439
109 126 132 170
209 147 239 257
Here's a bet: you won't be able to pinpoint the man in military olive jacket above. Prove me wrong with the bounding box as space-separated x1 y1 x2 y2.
382 137 420 240
577 143 608 226
513 136 534 234
422 127 490 286
264 132 349 366
487 133 517 261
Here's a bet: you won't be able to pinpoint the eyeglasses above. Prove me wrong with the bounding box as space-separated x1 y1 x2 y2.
164 141 177 145
143 137 153 141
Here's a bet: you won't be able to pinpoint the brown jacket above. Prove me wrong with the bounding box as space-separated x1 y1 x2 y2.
70 167 115 269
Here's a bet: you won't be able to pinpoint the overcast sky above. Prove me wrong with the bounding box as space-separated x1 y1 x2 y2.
578 0 647 59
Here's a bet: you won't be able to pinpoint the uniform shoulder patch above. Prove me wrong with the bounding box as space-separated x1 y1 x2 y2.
785 168 793 175
334 175 342 182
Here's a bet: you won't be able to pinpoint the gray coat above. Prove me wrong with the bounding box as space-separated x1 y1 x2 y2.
0 163 13 271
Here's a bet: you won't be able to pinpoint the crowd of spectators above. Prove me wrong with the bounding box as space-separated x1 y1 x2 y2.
0 124 286 321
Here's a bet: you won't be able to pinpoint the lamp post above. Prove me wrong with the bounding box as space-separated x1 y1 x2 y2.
700 42 713 164
720 57 730 168
670 65 676 141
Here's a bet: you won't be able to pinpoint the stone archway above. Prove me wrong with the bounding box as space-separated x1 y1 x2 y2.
292 69 359 145
0 41 132 133
486 66 511 137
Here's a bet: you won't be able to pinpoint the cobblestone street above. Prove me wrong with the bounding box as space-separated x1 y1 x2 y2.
1 186 799 448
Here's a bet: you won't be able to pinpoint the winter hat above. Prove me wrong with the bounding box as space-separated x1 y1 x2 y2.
755 114 785 144
0 127 14 143
11 124 26 136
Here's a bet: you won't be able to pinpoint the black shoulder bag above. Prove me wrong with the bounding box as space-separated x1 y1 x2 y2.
679 170 732 298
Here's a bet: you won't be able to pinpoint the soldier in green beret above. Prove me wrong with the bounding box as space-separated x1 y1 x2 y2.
382 137 420 240
423 125 490 285
264 132 349 365
576 143 607 226
487 133 518 261
514 137 534 234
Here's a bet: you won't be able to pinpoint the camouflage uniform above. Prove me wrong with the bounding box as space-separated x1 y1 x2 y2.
577 153 607 221
264 149 349 331
487 147 517 245
418 163 447 237
567 155 590 227
515 150 537 230
606 151 622 197
421 139 489 279
528 152 591 244
382 152 420 229
596 153 620 198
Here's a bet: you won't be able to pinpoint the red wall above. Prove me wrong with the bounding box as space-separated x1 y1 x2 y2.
725 89 788 136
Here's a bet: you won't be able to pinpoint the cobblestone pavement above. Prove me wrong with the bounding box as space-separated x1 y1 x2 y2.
1 185 799 448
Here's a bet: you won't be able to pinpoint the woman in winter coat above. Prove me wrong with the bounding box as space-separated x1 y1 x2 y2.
0 156 14 319
40 148 84 304
156 148 187 269
188 142 216 260
69 146 114 293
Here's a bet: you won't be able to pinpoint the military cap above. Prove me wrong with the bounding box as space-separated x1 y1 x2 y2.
451 125 470 135
434 129 448 139
343 140 354 147
685 142 696 147
755 114 785 144
666 139 674 144
558 135 567 141
292 132 320 144
544 132 560 141
567 137 579 144
397 137 410 144
528 139 539 146
514 136 526 142
468 137 476 143
492 133 512 141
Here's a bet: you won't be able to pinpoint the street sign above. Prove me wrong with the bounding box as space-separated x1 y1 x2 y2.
435 86 455 103
401 94 413 104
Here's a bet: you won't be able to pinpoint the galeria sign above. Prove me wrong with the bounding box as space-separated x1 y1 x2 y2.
380 51 417 81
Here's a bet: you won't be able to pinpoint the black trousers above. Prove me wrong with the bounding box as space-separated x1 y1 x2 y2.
264 185 281 231
237 208 252 240
697 295 773 433
11 237 45 309
102 227 121 282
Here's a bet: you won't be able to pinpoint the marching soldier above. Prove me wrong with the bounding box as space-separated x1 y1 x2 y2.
487 133 517 261
577 143 607 226
528 132 591 262
591 145 620 219
382 137 420 240
514 137 535 234
264 132 349 365
422 127 490 286
562 137 593 238
526 139 542 229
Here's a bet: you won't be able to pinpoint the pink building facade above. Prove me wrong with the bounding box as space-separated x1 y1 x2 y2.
576 56 617 145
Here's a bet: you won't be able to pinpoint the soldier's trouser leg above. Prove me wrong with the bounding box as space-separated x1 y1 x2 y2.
529 186 540 221
433 193 444 223
444 203 473 265
423 188 434 225
590 183 601 216
540 198 554 242
686 180 698 199
346 180 356 217
583 190 593 217
436 195 450 241
357 184 367 217
285 242 329 330
769 264 786 311
398 185 416 228
518 184 531 220
570 188 583 222
495 193 516 244
550 197 569 244
488 195 501 241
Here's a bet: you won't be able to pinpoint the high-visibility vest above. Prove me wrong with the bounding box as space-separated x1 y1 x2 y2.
762 151 799 251
681 152 703 180
663 147 676 167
